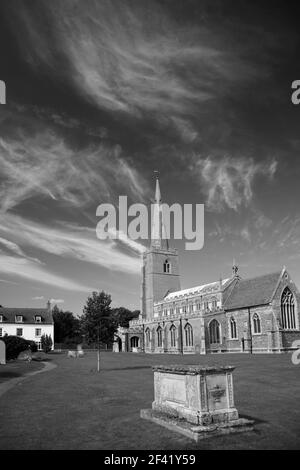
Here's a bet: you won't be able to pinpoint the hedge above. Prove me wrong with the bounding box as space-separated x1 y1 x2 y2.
1 335 38 360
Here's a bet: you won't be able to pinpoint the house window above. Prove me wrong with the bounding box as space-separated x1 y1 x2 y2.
163 260 170 274
281 287 297 330
252 313 261 334
36 342 42 351
35 328 42 337
184 323 193 347
203 301 209 311
209 319 220 344
188 304 193 313
157 326 163 348
182 306 186 314
175 307 180 314
0 328 2 337
16 328 23 337
196 303 201 311
145 328 150 347
169 308 174 316
212 299 217 310
170 325 176 347
15 315 23 323
230 317 237 339
35 316 42 323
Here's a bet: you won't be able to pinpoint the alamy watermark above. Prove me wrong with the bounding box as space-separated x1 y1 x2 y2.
96 196 204 251
291 340 300 365
291 80 300 105
0 80 6 104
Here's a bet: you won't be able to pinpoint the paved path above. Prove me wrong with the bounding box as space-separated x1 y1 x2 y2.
0 361 57 399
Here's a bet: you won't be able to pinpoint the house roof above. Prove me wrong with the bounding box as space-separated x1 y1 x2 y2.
0 307 53 324
224 271 282 310
164 278 231 301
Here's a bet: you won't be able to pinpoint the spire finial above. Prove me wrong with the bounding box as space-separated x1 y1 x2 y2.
232 259 238 276
154 171 161 204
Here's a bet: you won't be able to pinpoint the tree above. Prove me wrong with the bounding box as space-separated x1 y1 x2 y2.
41 334 53 353
52 306 81 344
112 307 140 328
81 291 117 345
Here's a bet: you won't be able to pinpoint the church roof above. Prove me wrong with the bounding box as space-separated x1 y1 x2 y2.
224 271 282 310
0 307 53 324
164 278 231 300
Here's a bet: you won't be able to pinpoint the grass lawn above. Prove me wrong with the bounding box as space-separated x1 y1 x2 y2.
0 360 45 385
0 351 299 450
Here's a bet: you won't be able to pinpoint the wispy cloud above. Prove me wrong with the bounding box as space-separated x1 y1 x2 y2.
50 298 64 304
0 130 148 212
0 279 19 285
0 212 143 275
194 155 277 212
0 237 29 257
8 0 266 142
0 254 92 292
32 296 45 300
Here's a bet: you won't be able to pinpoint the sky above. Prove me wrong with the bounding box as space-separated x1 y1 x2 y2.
0 0 300 315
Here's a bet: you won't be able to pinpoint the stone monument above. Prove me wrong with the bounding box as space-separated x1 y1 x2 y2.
0 340 6 365
141 364 254 441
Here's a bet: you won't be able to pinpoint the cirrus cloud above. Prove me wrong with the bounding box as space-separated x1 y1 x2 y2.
194 155 277 212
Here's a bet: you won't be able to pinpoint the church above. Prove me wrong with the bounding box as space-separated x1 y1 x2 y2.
115 178 300 355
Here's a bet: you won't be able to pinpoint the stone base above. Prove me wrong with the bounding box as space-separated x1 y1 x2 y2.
140 409 255 442
152 402 239 425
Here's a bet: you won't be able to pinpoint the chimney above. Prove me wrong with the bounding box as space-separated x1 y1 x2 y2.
47 300 51 312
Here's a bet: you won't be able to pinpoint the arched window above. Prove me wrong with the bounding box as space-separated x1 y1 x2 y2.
209 319 220 344
281 287 297 330
145 328 150 347
184 323 193 347
130 336 139 348
163 260 170 273
170 324 176 347
252 313 261 334
230 317 237 339
157 326 163 347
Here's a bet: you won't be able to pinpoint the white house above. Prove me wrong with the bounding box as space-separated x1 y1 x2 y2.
0 300 54 350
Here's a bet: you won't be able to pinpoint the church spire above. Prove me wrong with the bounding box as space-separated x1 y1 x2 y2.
154 173 161 204
151 172 169 250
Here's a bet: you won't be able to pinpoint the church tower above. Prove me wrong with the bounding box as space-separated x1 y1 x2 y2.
140 176 181 321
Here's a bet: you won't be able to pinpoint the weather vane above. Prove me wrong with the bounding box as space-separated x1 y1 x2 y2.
232 259 239 276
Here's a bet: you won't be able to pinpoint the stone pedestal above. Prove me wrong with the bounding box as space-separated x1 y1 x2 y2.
141 364 254 441
0 340 5 365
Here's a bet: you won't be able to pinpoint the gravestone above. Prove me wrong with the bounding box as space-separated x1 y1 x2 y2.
77 344 85 357
0 340 5 365
141 364 254 441
17 349 32 362
67 350 77 358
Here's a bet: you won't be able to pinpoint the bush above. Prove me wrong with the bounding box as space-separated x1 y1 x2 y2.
41 334 53 353
32 351 48 361
1 335 37 360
